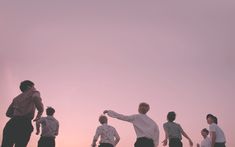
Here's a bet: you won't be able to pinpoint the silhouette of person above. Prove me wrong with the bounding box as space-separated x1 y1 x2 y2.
162 111 193 147
196 128 211 147
36 107 59 147
1 80 44 147
206 114 226 147
91 115 120 147
104 102 159 147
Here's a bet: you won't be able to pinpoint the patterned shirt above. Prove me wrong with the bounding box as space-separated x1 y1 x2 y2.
37 116 59 137
93 123 120 146
6 87 44 120
163 122 183 139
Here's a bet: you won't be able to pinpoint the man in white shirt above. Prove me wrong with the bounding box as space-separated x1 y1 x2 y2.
36 107 59 147
104 102 159 147
197 128 211 147
91 115 120 147
206 114 226 147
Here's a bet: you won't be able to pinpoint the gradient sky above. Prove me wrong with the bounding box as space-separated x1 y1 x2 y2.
0 1 235 147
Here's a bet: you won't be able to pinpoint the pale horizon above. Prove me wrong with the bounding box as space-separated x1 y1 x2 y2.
0 1 234 147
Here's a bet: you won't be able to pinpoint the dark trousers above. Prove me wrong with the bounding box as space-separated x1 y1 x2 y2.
1 117 33 147
169 138 182 147
215 142 226 147
38 136 55 147
99 143 113 147
134 137 154 147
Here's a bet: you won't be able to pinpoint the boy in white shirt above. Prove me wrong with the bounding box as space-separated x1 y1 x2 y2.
36 107 59 147
197 128 211 147
91 115 120 147
104 102 159 147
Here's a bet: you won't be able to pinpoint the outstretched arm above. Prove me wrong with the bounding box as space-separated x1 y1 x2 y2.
103 110 135 122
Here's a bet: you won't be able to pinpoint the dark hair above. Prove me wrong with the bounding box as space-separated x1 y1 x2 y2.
206 114 217 124
99 115 108 124
20 80 34 92
46 107 55 116
202 128 209 135
167 111 176 122
138 102 150 114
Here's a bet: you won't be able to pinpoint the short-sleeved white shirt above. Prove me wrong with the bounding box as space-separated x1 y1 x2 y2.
209 123 226 143
201 137 211 147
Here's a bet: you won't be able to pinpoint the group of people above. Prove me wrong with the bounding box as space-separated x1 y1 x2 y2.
91 105 226 147
1 80 226 147
1 80 59 147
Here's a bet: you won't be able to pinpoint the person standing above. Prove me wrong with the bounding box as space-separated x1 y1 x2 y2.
91 115 120 147
197 128 211 147
1 80 44 147
104 102 159 147
36 107 59 147
162 111 193 147
206 114 226 147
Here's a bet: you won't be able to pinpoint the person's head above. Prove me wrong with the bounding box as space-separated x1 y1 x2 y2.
167 111 176 122
206 114 216 124
138 102 150 114
201 128 209 139
20 80 34 92
213 116 218 124
46 107 55 116
99 115 108 124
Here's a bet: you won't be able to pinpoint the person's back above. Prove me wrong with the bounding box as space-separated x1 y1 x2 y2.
8 88 42 119
104 102 159 147
162 111 193 147
36 107 59 147
92 115 120 147
1 80 44 147
163 122 182 139
131 113 159 141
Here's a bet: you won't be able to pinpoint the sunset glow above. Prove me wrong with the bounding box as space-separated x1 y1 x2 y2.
0 1 234 147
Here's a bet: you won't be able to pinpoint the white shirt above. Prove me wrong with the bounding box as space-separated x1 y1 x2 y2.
37 116 59 137
201 137 211 147
209 123 226 143
93 123 120 146
107 110 159 147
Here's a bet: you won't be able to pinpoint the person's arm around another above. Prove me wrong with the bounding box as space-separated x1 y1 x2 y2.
182 130 193 146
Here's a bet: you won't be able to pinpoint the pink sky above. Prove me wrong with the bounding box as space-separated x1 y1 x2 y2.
0 1 235 147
